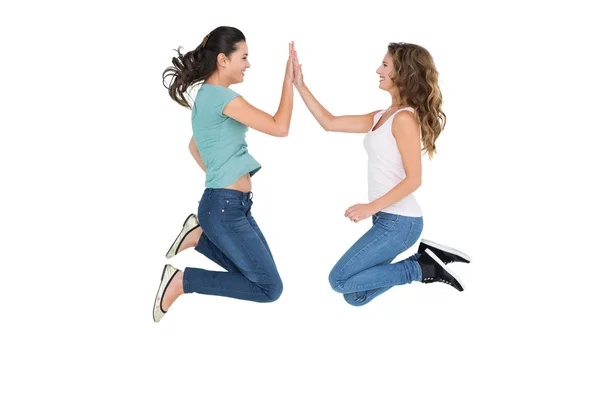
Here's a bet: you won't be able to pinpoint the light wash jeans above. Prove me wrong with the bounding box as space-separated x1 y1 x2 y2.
329 211 424 306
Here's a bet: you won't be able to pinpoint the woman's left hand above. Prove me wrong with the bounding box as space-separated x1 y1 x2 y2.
285 42 295 83
344 203 377 223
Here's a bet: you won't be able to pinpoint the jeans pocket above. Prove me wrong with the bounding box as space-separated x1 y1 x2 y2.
222 211 251 232
224 198 245 209
375 214 397 231
210 198 246 215
197 200 210 217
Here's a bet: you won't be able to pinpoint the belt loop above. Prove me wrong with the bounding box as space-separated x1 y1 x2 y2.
249 191 253 201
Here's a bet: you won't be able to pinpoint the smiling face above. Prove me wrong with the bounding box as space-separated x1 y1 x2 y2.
224 40 250 84
376 51 396 91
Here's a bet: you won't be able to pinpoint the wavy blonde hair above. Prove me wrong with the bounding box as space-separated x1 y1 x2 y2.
388 42 446 159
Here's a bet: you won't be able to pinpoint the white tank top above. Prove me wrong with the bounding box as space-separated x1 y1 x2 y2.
363 107 423 217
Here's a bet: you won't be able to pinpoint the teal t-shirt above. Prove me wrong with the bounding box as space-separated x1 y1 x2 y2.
191 83 261 188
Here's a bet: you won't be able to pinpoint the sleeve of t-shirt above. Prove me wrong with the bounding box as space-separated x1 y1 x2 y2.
215 87 241 116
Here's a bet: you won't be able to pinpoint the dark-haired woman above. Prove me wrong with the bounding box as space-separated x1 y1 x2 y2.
153 26 295 322
290 42 471 306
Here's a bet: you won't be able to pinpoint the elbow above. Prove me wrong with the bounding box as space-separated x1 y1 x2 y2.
413 177 422 189
272 117 289 137
279 129 289 137
323 115 335 132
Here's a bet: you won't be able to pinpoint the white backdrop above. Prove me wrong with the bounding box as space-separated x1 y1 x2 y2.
2 0 599 398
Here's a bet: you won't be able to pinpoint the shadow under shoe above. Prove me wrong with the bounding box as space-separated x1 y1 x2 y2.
418 239 471 264
419 248 464 291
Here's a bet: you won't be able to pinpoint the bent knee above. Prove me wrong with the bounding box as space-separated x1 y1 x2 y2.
263 279 283 302
328 267 345 293
343 293 367 307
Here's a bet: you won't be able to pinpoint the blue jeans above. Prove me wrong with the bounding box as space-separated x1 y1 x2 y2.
182 188 283 302
329 211 424 306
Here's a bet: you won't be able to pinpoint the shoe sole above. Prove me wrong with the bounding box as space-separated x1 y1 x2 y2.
165 214 199 259
424 248 465 291
421 239 472 263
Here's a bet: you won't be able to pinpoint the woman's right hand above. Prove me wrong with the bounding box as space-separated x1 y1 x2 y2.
291 41 304 88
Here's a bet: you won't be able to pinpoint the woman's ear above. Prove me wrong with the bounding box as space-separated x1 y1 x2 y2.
217 53 228 68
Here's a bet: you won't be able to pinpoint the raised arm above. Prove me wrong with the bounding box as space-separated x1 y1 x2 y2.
222 42 294 137
291 42 379 133
296 83 379 133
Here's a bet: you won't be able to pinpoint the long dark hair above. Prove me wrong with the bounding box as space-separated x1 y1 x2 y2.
388 42 446 159
163 26 246 109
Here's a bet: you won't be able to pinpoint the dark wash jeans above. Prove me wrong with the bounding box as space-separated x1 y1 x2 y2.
182 188 283 302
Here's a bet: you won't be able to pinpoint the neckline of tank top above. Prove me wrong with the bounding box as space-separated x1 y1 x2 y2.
370 107 415 132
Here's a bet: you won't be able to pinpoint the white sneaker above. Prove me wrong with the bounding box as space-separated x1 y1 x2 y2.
165 214 199 259
153 264 180 323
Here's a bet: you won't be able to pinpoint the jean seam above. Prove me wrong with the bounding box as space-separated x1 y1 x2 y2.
231 217 271 285
343 279 412 292
403 221 415 247
405 219 424 247
375 215 397 232
207 213 220 242
222 209 251 232
196 230 237 272
337 228 393 282
248 213 275 263
190 280 271 299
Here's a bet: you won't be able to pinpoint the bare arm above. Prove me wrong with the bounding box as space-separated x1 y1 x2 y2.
291 43 379 133
188 136 206 172
370 111 422 212
295 83 379 133
222 84 293 137
222 43 294 137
